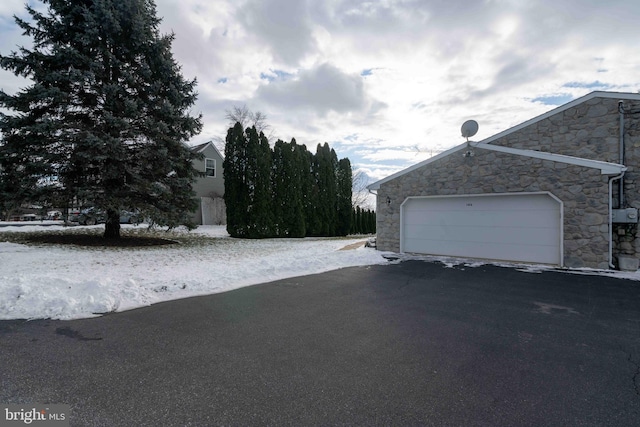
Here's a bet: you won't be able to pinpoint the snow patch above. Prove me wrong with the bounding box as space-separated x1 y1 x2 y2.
0 242 32 253
0 225 389 320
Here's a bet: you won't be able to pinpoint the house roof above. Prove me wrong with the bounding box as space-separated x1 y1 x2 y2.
189 141 224 158
480 91 640 145
367 91 637 191
367 143 626 190
473 142 626 175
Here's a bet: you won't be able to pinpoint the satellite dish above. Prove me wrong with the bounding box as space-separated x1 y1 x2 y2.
461 120 479 141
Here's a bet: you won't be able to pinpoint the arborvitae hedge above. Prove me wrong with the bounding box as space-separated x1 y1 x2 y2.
224 124 356 238
272 138 305 237
350 206 376 235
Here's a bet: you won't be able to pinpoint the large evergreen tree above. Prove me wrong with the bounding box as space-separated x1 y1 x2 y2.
224 125 272 238
271 139 286 236
302 145 321 236
223 122 249 238
272 138 305 237
289 141 307 237
336 157 352 236
0 0 202 237
313 143 338 236
368 209 376 234
355 206 363 234
245 128 272 238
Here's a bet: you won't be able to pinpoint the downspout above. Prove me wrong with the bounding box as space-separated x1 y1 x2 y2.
609 171 626 268
618 101 625 208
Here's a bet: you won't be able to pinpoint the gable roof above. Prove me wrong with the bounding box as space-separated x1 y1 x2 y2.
367 143 625 190
480 91 640 145
474 142 625 175
367 91 637 191
189 141 224 158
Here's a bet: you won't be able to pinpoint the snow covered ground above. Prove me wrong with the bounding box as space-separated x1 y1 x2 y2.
1 224 639 321
0 224 389 320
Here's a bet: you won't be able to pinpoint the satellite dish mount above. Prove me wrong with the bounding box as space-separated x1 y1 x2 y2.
461 120 479 142
461 120 479 158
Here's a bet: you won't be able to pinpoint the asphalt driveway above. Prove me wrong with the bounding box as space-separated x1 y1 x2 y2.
1 260 640 426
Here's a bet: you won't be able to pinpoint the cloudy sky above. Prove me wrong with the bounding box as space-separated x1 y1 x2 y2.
1 0 639 186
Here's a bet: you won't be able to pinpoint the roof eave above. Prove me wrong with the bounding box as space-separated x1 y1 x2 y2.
474 142 626 175
192 141 224 159
367 91 637 189
481 91 640 146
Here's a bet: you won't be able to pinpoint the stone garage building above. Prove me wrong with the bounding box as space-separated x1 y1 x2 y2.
368 91 640 270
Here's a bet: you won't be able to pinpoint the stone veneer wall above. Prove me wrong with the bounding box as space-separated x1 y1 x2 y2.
376 96 640 269
377 143 611 269
489 97 640 264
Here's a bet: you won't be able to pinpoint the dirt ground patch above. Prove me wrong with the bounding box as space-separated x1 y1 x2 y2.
339 241 366 250
23 233 178 247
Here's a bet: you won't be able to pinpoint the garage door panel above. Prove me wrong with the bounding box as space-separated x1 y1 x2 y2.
405 195 555 211
404 224 560 246
401 194 562 265
404 210 558 228
403 238 559 264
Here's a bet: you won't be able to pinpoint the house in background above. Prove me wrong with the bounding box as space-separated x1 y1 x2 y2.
189 141 226 225
368 91 640 270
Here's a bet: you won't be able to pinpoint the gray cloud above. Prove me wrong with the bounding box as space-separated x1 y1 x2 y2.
2 0 640 176
236 0 317 66
155 1 223 79
256 62 370 116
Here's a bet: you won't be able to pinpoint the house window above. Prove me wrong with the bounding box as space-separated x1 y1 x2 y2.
205 158 216 177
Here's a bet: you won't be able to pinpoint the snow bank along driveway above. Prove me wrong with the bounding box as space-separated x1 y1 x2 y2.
0 225 388 320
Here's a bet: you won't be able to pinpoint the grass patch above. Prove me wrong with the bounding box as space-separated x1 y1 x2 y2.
0 225 375 250
24 233 177 247
0 226 215 248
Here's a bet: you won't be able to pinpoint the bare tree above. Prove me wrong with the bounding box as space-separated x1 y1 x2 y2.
225 105 251 128
251 110 270 135
225 105 272 137
210 135 225 154
352 169 374 209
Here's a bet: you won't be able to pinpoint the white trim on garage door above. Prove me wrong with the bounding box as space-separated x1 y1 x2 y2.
400 192 563 266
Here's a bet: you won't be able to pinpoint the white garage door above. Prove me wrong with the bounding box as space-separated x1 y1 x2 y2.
401 193 562 265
